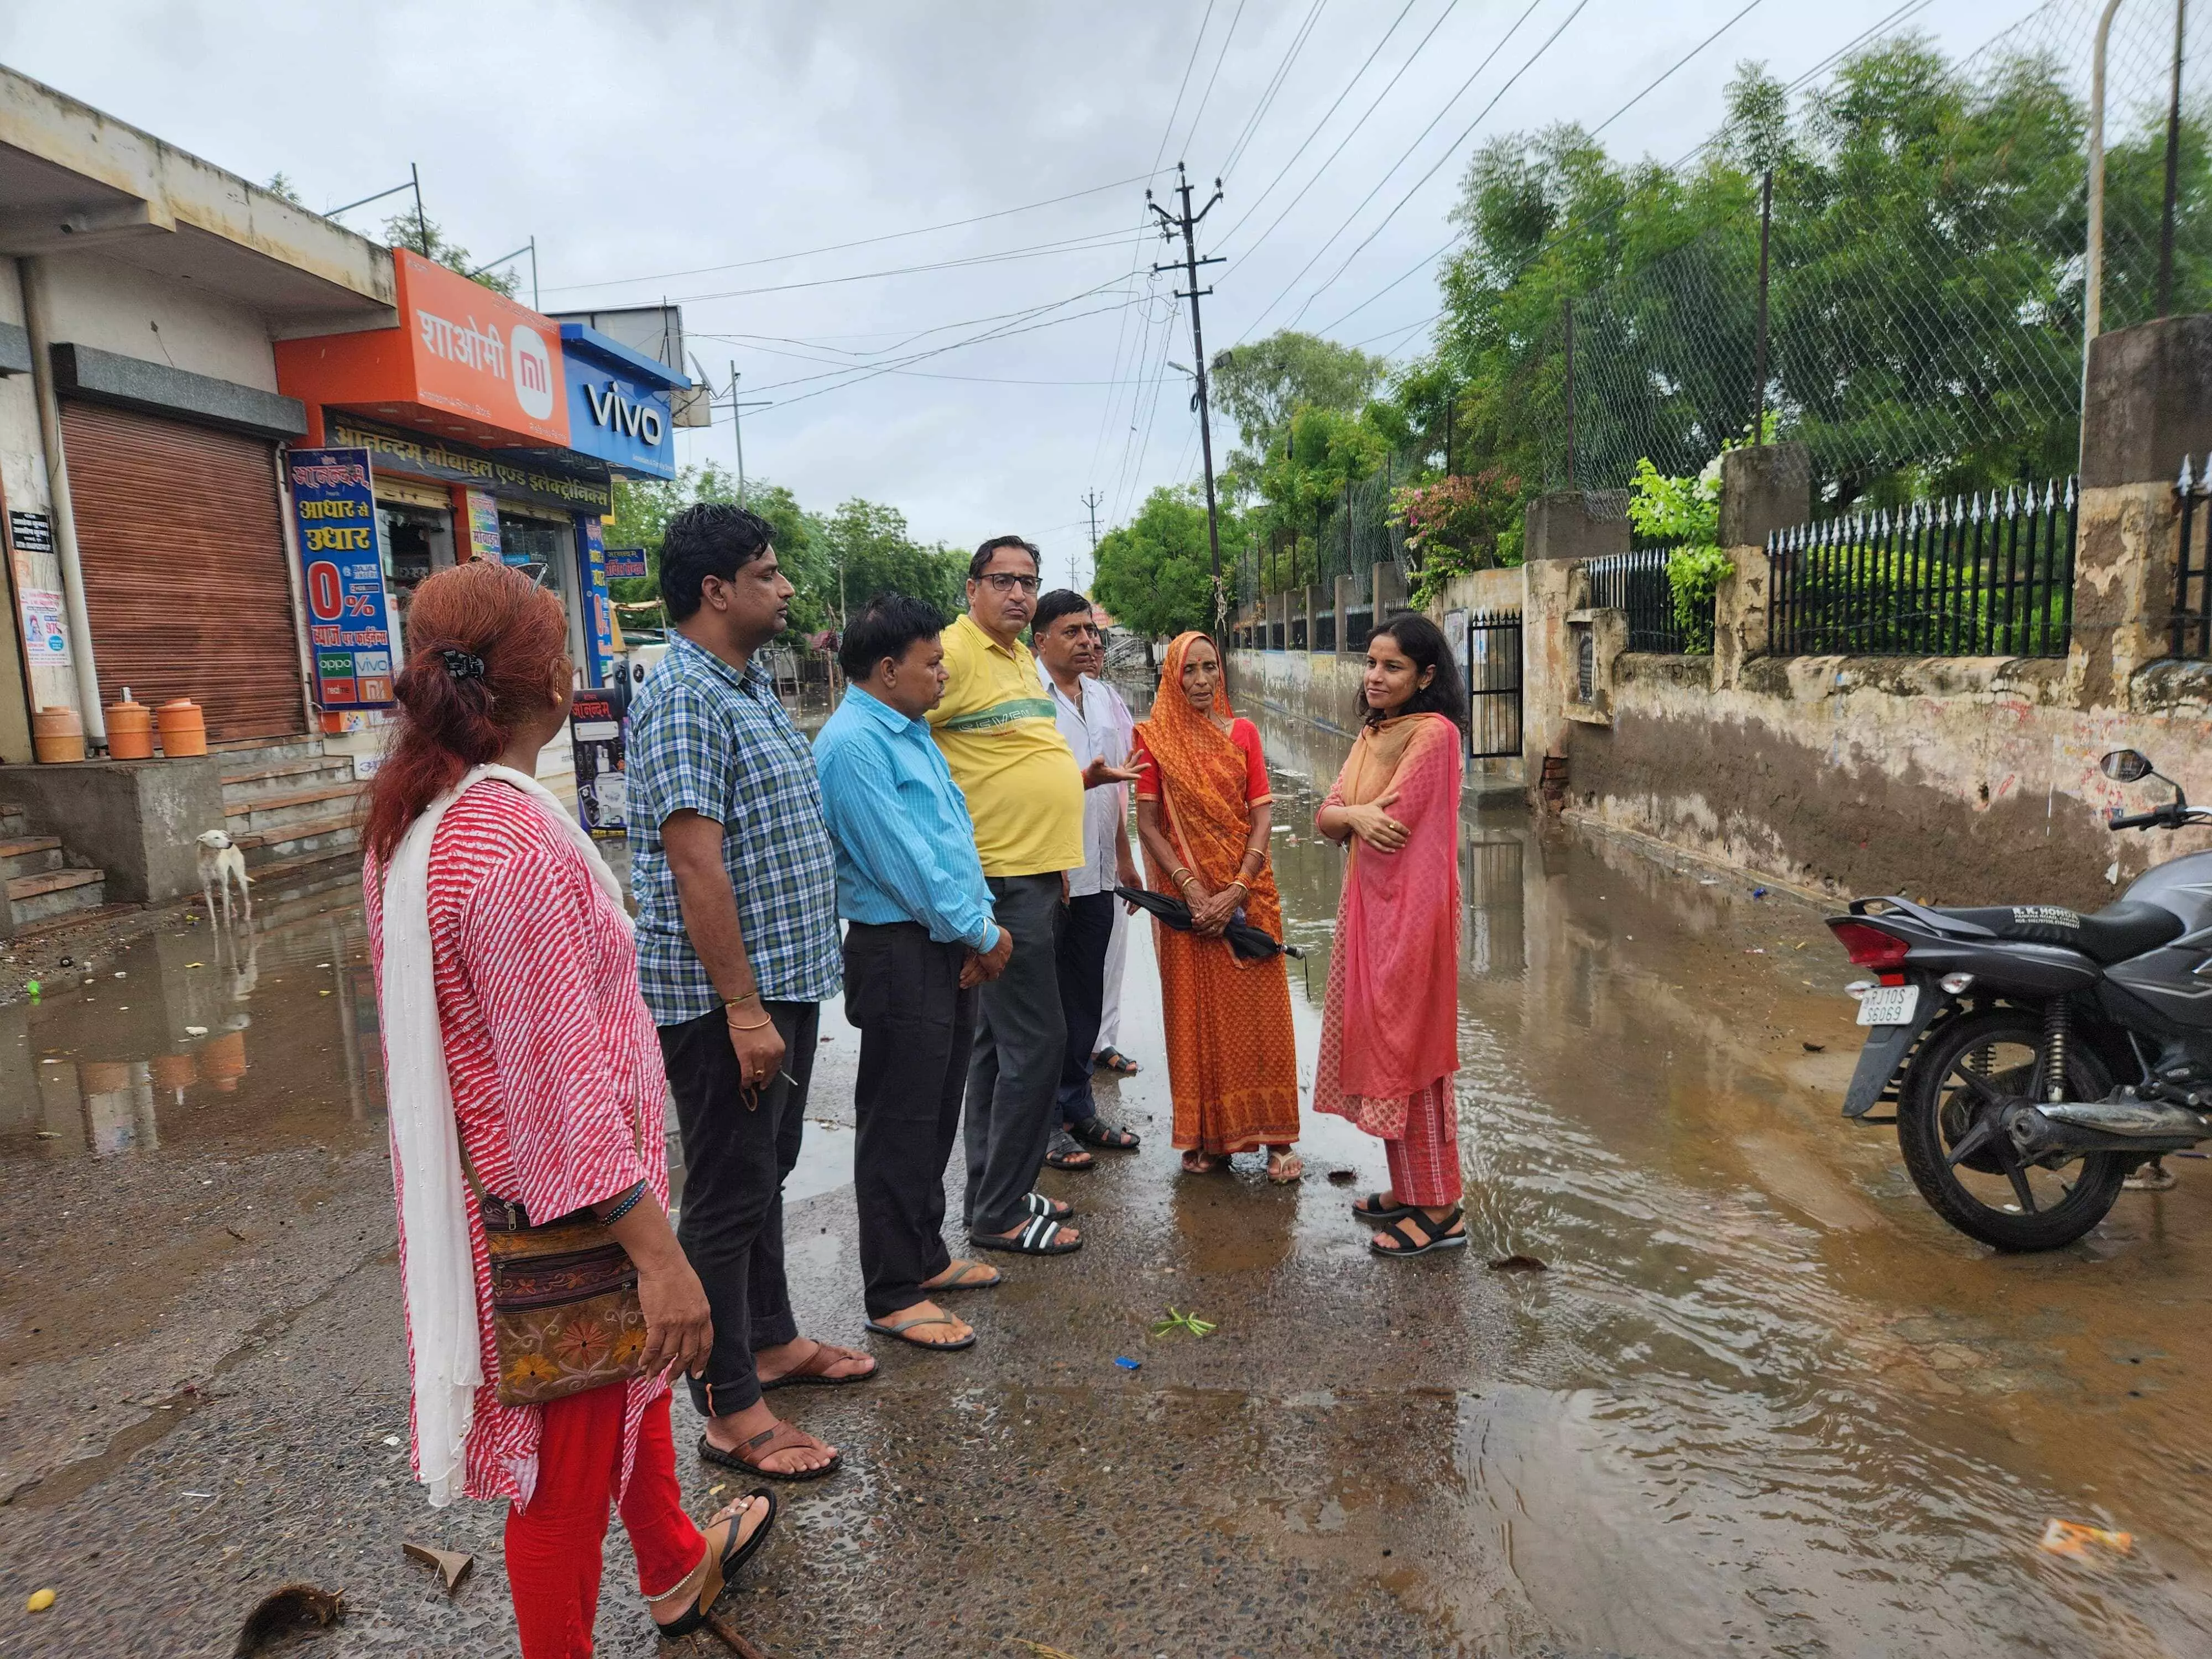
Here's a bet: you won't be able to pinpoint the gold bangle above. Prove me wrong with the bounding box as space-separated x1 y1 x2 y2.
726 1010 774 1031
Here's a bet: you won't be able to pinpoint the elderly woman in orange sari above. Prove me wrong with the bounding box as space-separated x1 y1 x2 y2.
1314 614 1469 1257
1129 633 1303 1182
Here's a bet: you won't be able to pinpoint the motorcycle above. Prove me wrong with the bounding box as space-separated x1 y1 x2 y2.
1829 749 2212 1251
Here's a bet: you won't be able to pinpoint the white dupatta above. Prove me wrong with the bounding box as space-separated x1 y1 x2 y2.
379 763 630 1506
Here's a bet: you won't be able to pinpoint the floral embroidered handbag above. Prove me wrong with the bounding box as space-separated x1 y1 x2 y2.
458 1123 650 1407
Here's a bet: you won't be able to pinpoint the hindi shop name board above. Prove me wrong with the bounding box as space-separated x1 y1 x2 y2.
603 545 649 580
394 250 571 447
326 419 613 514
289 448 395 708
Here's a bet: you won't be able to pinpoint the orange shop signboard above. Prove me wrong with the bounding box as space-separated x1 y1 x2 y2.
276 249 571 450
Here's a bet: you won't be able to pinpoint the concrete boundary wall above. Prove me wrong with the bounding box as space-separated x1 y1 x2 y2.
1527 314 2212 910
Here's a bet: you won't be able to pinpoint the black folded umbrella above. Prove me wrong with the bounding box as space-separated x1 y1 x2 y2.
1114 885 1306 961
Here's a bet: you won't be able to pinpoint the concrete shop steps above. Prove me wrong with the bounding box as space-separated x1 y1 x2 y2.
0 805 105 930
214 739 362 875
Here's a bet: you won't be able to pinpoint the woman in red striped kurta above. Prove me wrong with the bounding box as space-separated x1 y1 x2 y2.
364 561 773 1656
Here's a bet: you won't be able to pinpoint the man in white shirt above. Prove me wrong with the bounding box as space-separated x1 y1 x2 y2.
1032 589 1142 1170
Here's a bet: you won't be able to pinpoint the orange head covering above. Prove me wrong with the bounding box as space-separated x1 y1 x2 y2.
1134 632 1253 892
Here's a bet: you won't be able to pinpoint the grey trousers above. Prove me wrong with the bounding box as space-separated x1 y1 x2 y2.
963 873 1067 1237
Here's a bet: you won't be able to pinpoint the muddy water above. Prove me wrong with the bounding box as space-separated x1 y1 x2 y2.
1248 709 2212 1655
7 705 2212 1654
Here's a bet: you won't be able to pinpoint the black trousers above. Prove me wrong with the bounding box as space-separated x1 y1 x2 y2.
659 999 818 1418
844 921 977 1318
964 874 1067 1236
1055 891 1116 1125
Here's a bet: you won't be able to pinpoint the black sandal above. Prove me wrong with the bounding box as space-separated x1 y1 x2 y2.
1369 1207 1469 1258
654 1489 778 1639
1351 1192 1413 1224
1022 1191 1074 1222
698 1423 843 1483
1068 1115 1140 1151
1093 1047 1140 1076
1044 1127 1095 1171
970 1215 1082 1255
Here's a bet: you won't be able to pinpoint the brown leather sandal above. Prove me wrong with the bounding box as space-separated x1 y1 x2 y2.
654 1490 778 1639
757 1340 877 1392
698 1422 843 1482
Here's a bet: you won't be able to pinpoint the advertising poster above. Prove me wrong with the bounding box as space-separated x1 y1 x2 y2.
290 447 395 708
568 689 625 841
464 489 504 562
580 515 614 685
20 588 68 666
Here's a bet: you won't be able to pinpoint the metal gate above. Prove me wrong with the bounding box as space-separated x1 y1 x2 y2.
1467 609 1522 759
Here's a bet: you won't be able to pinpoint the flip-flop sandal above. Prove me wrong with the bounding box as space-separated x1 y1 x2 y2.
865 1312 977 1350
1022 1191 1074 1222
1045 1127 1095 1171
1369 1207 1470 1259
1266 1152 1305 1185
970 1216 1082 1255
1351 1192 1413 1223
655 1489 779 1640
1068 1115 1140 1151
698 1423 843 1483
924 1259 1003 1291
758 1340 878 1392
1093 1047 1141 1077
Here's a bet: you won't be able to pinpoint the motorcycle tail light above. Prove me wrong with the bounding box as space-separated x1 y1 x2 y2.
1939 972 1975 995
1829 919 1911 971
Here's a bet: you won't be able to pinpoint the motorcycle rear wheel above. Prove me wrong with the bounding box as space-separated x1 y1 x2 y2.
1896 1006 2126 1253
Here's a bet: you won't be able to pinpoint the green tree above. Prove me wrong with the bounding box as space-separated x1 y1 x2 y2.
604 464 818 635
1209 331 1384 478
808 499 967 630
1092 486 1222 644
380 208 521 298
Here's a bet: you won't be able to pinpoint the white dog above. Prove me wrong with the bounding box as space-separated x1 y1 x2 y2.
196 829 252 927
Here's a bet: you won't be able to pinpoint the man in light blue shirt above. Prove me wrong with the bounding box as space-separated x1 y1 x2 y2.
815 593 1013 1352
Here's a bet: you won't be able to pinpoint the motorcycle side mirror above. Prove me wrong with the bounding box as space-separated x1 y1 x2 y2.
2101 750 2154 782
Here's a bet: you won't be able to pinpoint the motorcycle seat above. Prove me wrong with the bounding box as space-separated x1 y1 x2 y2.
1931 899 2184 964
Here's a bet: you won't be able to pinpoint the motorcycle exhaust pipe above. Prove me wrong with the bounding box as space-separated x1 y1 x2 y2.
2009 1098 2211 1159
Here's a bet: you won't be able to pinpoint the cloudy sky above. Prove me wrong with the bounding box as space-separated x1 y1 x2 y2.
6 0 2075 581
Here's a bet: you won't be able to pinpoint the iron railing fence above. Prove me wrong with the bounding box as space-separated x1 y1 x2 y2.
2174 457 2212 660
1586 548 1693 654
1767 479 2077 658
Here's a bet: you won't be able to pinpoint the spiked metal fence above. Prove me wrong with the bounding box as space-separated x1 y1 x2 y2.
1767 479 2078 658
1586 548 1696 654
2177 456 2212 659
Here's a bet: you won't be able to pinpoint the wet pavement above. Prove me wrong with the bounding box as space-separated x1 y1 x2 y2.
5 703 2212 1656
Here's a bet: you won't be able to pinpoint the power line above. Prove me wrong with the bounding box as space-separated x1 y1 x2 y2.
1210 0 1426 251
1220 0 1331 178
1221 0 1468 273
1243 0 1567 342
1152 0 1219 175
1178 0 1250 163
539 172 1167 297
660 227 1146 307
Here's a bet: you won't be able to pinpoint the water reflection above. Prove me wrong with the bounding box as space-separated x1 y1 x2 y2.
0 874 382 1162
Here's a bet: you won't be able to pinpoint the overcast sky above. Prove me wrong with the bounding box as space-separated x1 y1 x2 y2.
6 0 2075 582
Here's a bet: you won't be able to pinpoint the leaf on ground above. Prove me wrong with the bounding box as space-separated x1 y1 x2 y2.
1487 1254 1548 1273
1151 1306 1217 1338
1016 1642 1083 1659
401 1541 474 1593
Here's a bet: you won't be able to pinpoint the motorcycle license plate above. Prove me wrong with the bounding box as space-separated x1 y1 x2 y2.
1856 984 1919 1026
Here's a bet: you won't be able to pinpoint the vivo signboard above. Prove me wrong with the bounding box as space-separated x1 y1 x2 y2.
557 324 685 479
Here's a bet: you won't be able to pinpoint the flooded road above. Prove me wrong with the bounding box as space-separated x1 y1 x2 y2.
4 701 2211 1656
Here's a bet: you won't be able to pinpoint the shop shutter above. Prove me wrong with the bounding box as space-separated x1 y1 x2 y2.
61 401 306 742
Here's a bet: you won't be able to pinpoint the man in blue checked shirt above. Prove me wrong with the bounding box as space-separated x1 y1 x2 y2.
815 593 1014 1353
628 503 869 1485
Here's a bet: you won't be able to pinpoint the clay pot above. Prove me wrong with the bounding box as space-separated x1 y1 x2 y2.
32 706 84 764
105 695 154 760
155 699 207 757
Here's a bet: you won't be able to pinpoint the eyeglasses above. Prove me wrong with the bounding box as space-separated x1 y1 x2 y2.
979 572 1041 594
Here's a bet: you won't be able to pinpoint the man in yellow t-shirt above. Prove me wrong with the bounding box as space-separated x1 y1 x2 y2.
930 534 1133 1257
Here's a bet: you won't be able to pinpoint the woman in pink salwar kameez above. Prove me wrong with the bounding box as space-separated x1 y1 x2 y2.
1313 614 1471 1258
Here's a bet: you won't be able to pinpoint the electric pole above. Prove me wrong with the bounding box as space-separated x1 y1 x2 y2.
1150 163 1227 640
723 362 770 507
1081 488 1102 592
